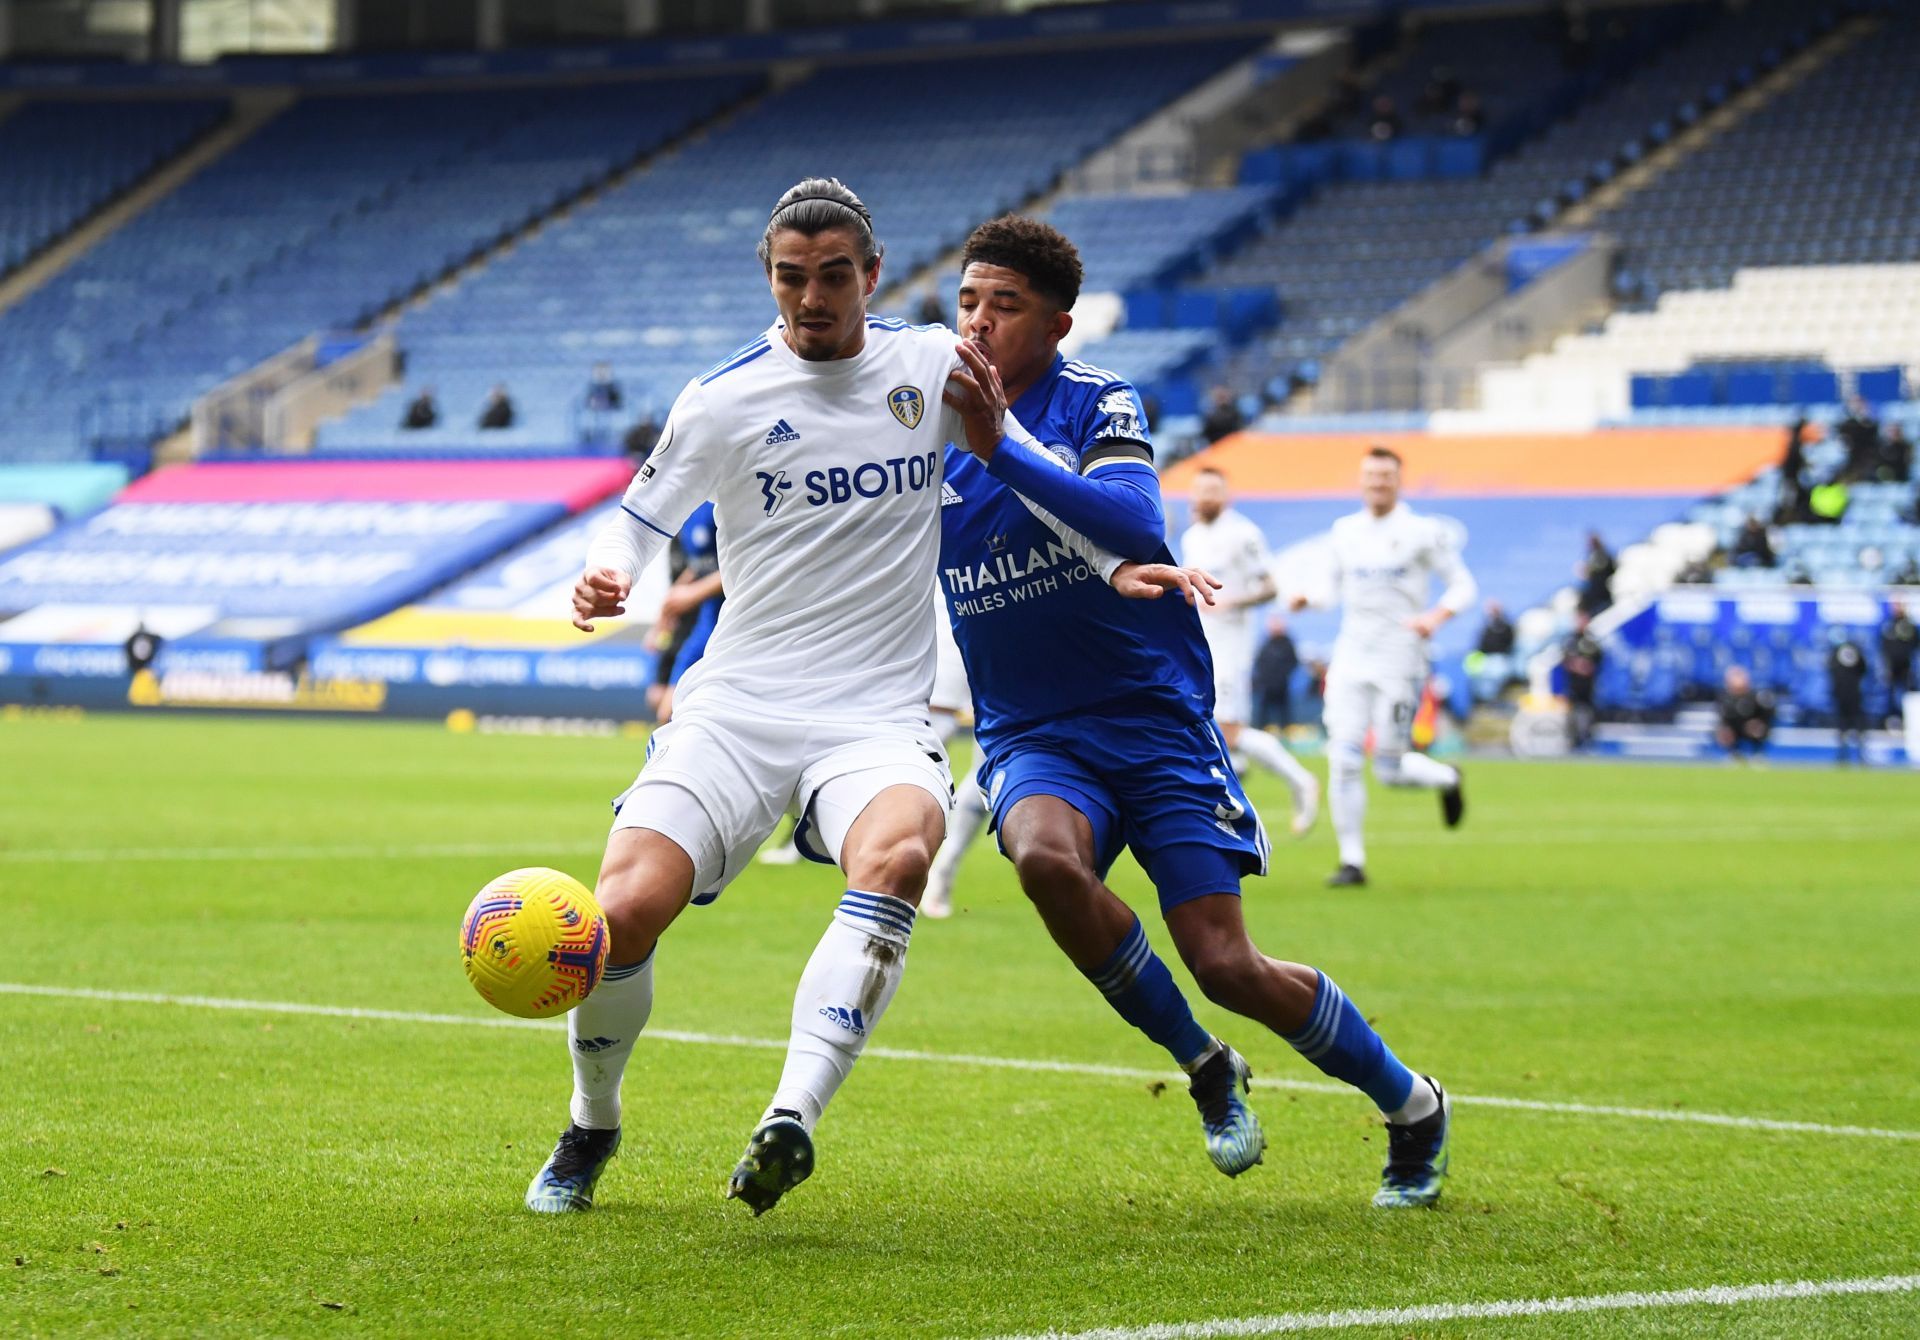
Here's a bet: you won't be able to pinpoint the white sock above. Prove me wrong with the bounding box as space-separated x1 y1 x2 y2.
1386 1074 1441 1126
765 890 915 1131
1329 741 1368 869
929 770 988 889
1231 727 1317 800
1388 751 1458 789
567 951 655 1130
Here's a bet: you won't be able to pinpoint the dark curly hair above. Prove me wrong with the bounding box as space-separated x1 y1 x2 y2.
759 177 882 272
959 215 1083 312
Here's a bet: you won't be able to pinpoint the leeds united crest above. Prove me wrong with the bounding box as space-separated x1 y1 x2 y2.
887 385 924 430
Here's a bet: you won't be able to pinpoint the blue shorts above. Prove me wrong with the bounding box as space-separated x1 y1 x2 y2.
978 710 1269 912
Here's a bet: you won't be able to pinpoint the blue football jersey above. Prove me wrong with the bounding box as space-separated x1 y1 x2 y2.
939 355 1214 751
677 500 718 576
669 501 722 684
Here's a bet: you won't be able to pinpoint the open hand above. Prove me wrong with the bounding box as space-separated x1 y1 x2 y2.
1112 562 1222 607
572 566 632 631
941 340 1007 460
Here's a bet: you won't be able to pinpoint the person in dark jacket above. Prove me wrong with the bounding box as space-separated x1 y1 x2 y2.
1730 515 1776 569
1836 397 1881 482
1577 532 1615 615
1715 666 1773 761
585 362 623 413
1882 599 1917 710
1775 415 1812 523
1877 424 1912 484
1200 385 1245 444
1561 611 1604 750
1827 631 1869 764
401 386 439 430
1251 615 1300 730
478 384 516 430
1476 600 1515 656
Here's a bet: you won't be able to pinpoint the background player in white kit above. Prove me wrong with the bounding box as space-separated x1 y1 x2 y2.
1179 467 1319 838
1288 446 1475 888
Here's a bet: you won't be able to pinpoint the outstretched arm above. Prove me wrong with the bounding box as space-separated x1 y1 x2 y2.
1409 523 1478 638
574 385 722 631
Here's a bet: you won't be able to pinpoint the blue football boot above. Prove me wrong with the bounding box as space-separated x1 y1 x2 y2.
725 1110 814 1216
525 1124 621 1213
1189 1045 1266 1176
1374 1076 1451 1208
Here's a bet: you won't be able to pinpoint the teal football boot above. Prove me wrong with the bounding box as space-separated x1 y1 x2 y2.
1374 1077 1451 1208
1189 1045 1266 1176
525 1124 620 1213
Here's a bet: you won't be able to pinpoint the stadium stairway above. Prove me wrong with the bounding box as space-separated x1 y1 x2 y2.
1206 0 1850 411
0 92 285 319
1484 5 1919 422
1557 11 1874 233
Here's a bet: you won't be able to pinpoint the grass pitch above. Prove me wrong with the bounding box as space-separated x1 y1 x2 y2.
1 713 1916 1338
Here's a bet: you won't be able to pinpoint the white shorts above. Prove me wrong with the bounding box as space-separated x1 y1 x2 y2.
1211 657 1252 727
1203 621 1253 726
612 699 951 904
1322 667 1424 757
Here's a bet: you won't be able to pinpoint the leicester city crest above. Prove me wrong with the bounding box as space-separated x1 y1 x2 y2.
887 385 924 430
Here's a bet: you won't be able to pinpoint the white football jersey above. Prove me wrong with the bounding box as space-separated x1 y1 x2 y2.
589 318 963 722
1180 507 1274 666
1319 502 1477 679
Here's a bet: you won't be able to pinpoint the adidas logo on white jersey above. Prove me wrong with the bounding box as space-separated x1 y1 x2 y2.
765 418 801 445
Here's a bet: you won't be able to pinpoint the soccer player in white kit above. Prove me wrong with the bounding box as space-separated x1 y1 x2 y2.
532 178 1203 1218
1179 467 1320 838
1288 446 1475 888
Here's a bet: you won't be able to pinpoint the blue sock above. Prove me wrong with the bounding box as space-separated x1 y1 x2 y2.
1085 917 1212 1069
1284 970 1416 1114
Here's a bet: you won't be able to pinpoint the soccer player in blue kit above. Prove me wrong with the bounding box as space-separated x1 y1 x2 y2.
938 217 1451 1206
653 500 723 721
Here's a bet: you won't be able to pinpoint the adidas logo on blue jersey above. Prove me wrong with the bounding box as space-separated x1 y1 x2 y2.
765 419 801 445
817 1005 867 1036
941 482 964 507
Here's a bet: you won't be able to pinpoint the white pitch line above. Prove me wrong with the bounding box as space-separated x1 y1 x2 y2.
4 823 1918 863
0 840 606 864
3 982 1916 1143
987 1272 1920 1340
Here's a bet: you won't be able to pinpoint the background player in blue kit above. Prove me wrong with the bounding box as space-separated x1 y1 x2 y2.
939 216 1452 1206
653 500 723 722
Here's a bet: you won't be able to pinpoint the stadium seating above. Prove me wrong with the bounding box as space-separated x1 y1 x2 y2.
0 77 757 462
1046 187 1279 294
1488 8 1920 420
1211 0 1839 399
0 97 227 278
314 39 1259 453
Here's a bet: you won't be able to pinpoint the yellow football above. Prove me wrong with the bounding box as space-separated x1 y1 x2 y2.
459 867 609 1019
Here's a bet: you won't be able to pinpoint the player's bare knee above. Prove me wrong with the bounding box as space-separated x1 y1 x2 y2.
595 833 692 959
846 834 934 900
1010 840 1094 908
594 875 661 961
